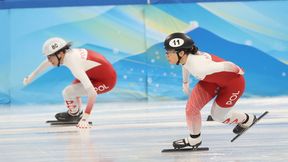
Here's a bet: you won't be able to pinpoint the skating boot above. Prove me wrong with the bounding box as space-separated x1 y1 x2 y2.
55 110 83 122
173 134 202 149
233 113 256 134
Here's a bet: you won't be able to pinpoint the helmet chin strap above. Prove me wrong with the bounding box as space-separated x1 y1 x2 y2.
176 51 183 65
55 54 61 67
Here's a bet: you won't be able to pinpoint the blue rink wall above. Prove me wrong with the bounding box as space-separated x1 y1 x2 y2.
0 0 288 104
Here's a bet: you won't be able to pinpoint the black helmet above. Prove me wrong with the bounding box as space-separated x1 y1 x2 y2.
164 32 194 51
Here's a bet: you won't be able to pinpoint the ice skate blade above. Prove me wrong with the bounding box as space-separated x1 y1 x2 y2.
46 120 92 125
161 147 209 152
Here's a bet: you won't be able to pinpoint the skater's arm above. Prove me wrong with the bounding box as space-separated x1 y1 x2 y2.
76 87 96 129
182 67 190 84
65 53 97 117
203 59 244 76
221 61 244 75
84 87 97 114
69 64 96 128
73 71 96 122
23 59 51 86
182 67 190 95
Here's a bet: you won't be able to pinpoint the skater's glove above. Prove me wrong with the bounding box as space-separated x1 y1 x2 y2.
182 82 190 95
23 75 34 86
76 113 91 129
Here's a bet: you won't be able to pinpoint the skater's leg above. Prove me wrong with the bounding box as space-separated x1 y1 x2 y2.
62 83 87 115
186 81 218 135
174 82 218 148
211 101 256 134
55 83 88 121
211 102 247 124
212 76 256 133
211 76 245 124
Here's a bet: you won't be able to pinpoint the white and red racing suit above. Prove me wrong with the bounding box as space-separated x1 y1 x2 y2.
182 51 247 135
29 48 116 116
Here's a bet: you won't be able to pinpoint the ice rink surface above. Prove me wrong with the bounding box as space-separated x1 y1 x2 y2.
0 97 287 162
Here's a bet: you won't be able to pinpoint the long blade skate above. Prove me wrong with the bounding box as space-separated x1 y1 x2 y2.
231 111 269 142
46 120 92 125
162 147 209 152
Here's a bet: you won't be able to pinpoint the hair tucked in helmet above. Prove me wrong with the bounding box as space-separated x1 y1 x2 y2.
164 32 198 54
54 43 71 55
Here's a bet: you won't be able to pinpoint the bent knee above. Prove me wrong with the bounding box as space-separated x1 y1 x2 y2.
62 86 75 97
210 101 232 122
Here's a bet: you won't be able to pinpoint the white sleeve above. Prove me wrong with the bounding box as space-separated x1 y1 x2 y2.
29 59 51 80
204 60 241 75
221 61 241 73
182 66 190 83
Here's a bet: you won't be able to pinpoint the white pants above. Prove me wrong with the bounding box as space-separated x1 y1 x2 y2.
62 83 88 115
